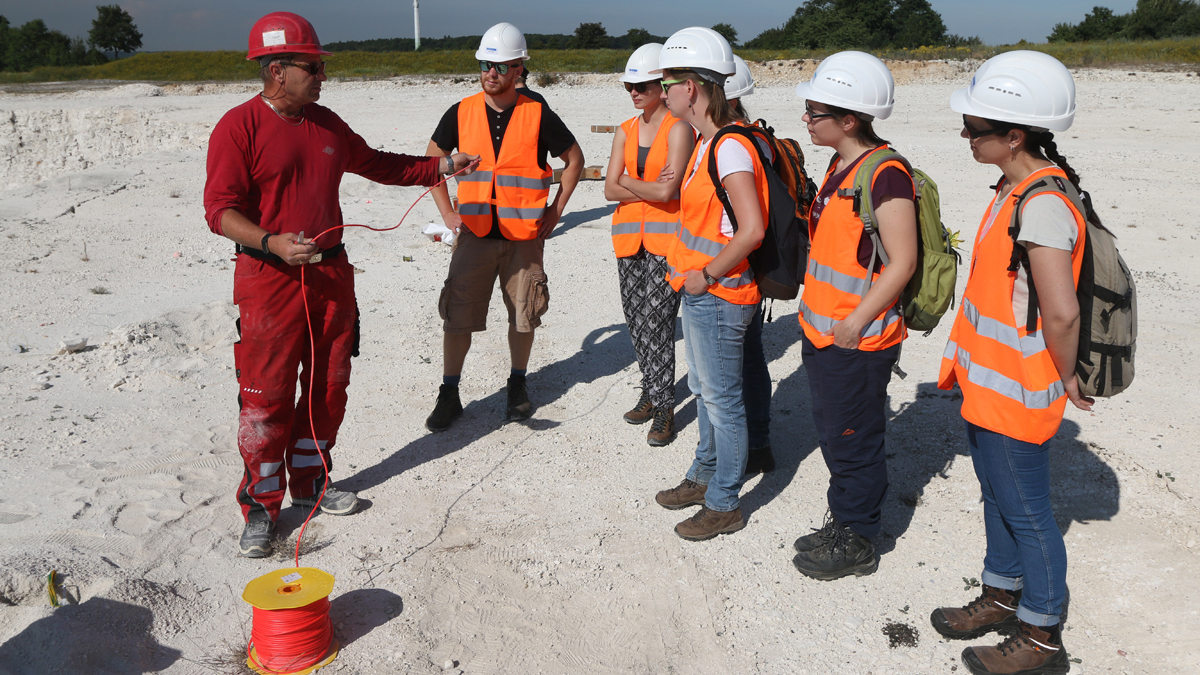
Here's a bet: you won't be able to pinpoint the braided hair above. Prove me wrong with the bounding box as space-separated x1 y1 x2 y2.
988 121 1103 228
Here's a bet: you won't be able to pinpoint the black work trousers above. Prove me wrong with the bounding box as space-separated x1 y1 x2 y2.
801 333 900 539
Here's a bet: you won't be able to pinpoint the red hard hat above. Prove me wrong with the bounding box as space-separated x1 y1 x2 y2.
246 12 332 60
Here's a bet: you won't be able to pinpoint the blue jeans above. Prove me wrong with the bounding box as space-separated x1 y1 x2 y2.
968 422 1067 627
681 291 770 512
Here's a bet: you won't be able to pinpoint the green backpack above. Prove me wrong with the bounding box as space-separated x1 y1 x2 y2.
837 148 960 334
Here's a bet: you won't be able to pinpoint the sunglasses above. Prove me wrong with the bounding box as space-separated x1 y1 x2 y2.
479 60 515 75
280 60 326 76
963 116 1009 139
804 105 835 121
624 81 656 94
660 78 688 94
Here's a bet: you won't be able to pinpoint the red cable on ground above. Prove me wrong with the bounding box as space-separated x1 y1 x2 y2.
248 597 333 673
292 160 477 567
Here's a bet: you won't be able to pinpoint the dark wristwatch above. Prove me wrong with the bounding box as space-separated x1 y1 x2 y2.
261 233 273 254
702 267 717 286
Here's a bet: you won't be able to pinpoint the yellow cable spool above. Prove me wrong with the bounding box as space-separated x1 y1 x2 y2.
242 567 339 675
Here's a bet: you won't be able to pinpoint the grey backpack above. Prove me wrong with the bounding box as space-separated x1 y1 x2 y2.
1008 175 1136 397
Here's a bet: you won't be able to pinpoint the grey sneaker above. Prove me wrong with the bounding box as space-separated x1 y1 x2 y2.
292 486 359 515
239 520 274 558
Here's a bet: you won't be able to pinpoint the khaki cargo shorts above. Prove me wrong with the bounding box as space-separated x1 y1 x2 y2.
438 229 549 334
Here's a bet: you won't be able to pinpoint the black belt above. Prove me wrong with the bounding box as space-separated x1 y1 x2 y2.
235 242 345 264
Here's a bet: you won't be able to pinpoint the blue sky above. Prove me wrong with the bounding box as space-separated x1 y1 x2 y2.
0 1 1140 52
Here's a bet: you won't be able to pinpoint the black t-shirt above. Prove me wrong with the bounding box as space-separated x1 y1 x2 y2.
810 150 915 270
432 96 576 239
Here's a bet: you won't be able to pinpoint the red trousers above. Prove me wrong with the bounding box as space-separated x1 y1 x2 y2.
232 253 356 523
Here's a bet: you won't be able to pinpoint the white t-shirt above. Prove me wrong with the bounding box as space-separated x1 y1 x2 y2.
978 191 1079 323
685 135 774 237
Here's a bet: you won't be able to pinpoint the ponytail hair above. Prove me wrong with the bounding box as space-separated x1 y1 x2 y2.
828 104 889 147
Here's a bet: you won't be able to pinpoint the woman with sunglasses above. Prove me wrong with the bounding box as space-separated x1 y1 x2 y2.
650 27 772 541
933 51 1091 675
604 43 696 447
790 51 917 581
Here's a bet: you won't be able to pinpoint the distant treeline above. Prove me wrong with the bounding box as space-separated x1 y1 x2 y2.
326 28 669 53
1050 0 1200 42
745 0 979 49
0 16 108 71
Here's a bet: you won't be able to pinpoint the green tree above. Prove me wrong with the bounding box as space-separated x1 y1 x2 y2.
571 22 609 49
1123 0 1188 39
745 26 790 48
712 22 739 47
891 0 946 47
1049 6 1128 42
88 4 142 59
624 27 655 49
0 16 9 71
6 19 74 71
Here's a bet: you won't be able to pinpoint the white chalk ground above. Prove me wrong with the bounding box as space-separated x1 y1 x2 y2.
0 61 1197 674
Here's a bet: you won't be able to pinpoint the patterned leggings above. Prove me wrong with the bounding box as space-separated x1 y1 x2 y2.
617 248 682 410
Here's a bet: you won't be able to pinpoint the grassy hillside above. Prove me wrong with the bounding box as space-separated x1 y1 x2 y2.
2 37 1198 84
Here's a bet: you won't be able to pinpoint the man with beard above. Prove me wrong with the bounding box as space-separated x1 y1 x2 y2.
204 11 476 557
424 22 584 431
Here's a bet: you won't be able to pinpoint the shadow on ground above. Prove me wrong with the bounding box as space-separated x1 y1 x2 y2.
881 381 1120 555
0 597 181 674
331 588 404 647
342 322 638 493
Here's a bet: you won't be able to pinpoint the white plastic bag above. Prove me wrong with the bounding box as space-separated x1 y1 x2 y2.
422 222 455 246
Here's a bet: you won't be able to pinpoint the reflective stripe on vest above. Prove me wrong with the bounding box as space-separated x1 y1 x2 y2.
456 92 551 241
943 340 1066 409
799 146 908 351
611 114 684 257
665 127 768 305
937 166 1086 445
798 298 903 337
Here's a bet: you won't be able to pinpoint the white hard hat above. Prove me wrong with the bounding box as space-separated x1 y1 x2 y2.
950 50 1076 131
795 50 894 120
652 27 735 77
725 55 755 99
475 22 529 62
620 43 663 84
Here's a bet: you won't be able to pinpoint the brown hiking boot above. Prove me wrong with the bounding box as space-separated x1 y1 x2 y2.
962 620 1068 675
655 478 707 510
932 585 1022 640
623 390 655 424
647 407 676 446
675 506 745 541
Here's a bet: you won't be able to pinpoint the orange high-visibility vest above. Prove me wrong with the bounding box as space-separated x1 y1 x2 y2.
938 166 1086 445
455 92 552 241
611 113 684 257
798 146 910 351
666 127 769 305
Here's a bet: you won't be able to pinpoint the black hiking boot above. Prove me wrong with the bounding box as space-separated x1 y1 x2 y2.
426 384 463 432
792 522 878 580
506 375 533 421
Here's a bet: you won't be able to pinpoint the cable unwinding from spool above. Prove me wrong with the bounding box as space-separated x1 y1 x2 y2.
243 161 477 675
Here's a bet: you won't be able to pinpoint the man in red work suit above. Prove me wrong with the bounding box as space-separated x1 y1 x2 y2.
204 12 476 558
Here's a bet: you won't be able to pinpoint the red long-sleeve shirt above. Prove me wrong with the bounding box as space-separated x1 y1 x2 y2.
204 96 440 247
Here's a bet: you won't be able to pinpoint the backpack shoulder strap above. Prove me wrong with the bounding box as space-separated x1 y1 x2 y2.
1007 173 1086 331
846 147 913 236
706 125 772 233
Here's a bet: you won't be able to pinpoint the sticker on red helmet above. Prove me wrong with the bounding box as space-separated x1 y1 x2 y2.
263 30 286 47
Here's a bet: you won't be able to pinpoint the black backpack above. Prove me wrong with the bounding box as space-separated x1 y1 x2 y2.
706 124 810 301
